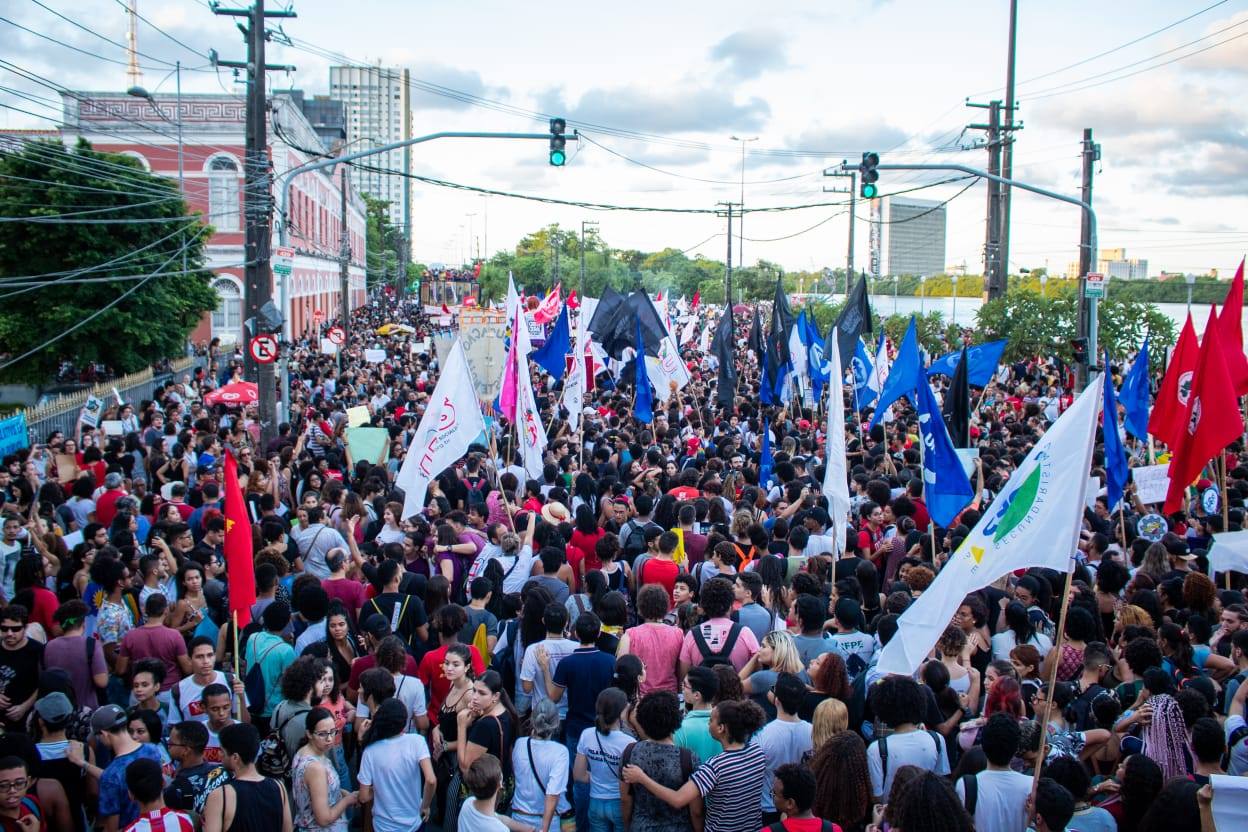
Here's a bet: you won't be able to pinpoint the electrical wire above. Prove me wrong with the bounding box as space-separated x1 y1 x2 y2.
852 178 980 224
577 133 825 185
743 211 849 243
26 0 206 71
109 0 212 60
0 15 182 73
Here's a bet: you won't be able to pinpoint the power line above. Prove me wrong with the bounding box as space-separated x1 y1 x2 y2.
25 0 204 70
109 0 212 60
578 133 826 185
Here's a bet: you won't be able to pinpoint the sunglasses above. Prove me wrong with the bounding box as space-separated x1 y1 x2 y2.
0 626 23 633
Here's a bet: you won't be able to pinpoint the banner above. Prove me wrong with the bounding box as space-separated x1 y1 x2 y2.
363 349 387 363
79 395 103 428
459 320 507 403
346 427 390 465
0 414 27 457
433 332 456 370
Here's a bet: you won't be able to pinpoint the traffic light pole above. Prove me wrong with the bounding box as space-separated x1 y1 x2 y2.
274 129 576 425
838 160 1099 385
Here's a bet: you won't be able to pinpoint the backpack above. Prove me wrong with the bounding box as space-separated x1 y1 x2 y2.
256 703 303 781
243 638 283 714
1066 683 1108 732
493 619 521 699
465 475 489 510
877 730 943 794
961 773 979 816
621 520 651 564
691 622 743 668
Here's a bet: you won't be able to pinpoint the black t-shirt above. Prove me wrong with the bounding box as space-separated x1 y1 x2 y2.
835 556 866 583
467 712 515 774
0 639 43 721
363 592 428 658
164 761 227 814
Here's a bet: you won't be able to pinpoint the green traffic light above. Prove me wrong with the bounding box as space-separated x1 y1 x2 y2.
861 183 878 198
550 149 566 166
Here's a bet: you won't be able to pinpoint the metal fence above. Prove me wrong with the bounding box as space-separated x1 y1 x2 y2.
20 355 205 445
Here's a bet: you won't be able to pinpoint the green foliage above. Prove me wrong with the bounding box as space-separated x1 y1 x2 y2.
364 194 399 290
0 140 217 384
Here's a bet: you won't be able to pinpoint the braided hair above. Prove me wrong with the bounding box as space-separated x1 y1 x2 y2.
1142 692 1192 780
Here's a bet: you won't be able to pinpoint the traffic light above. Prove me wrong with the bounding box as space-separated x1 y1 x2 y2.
549 118 567 166
1070 337 1090 365
859 151 880 199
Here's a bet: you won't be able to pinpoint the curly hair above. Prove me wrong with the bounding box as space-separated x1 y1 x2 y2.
1115 605 1156 637
1119 754 1165 832
810 731 870 831
889 770 974 832
712 665 744 704
712 699 766 744
869 675 926 728
937 624 968 657
809 651 851 699
906 565 935 593
1182 572 1217 616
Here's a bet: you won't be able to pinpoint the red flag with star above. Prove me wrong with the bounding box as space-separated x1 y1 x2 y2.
223 450 256 627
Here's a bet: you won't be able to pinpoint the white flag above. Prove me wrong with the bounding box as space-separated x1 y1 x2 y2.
504 271 521 326
646 335 692 401
823 327 851 556
516 355 548 479
397 339 486 519
680 316 699 346
563 309 586 433
875 374 1104 677
698 323 713 353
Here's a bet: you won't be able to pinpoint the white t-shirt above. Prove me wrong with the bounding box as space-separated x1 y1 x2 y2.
867 729 950 798
355 673 427 728
576 727 633 800
357 733 431 832
989 629 1053 662
519 637 578 718
955 768 1032 832
171 672 246 724
757 719 813 811
510 737 571 819
829 630 877 673
500 546 537 595
457 800 508 831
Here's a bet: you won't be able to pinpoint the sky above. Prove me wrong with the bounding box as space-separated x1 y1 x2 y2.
2 0 1247 279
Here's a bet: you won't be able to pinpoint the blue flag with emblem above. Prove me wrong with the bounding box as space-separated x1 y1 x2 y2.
1119 338 1151 442
851 338 877 408
915 376 975 527
529 303 570 381
633 317 653 423
869 317 921 429
805 312 829 398
1103 350 1129 510
759 418 774 490
927 340 1008 386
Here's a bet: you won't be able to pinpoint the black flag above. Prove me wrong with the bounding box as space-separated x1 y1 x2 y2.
748 306 766 368
834 274 873 368
767 278 795 379
944 346 971 448
712 310 738 407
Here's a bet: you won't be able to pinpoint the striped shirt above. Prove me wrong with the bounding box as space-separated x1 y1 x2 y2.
123 808 195 832
690 743 767 832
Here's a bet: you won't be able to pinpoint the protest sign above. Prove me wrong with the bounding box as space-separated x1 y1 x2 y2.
346 427 390 464
459 320 508 403
0 414 27 457
364 349 387 363
79 395 103 428
1131 463 1170 505
347 406 370 427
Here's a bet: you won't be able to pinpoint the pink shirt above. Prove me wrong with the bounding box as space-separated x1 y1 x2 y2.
625 621 685 695
678 617 760 672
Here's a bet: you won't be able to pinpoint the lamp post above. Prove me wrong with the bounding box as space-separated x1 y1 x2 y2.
952 273 960 326
1040 272 1048 298
920 274 927 315
730 135 758 269
128 60 184 273
1186 273 1196 311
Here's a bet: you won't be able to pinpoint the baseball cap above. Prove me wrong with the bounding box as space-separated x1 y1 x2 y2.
89 704 128 737
33 692 73 726
361 614 391 638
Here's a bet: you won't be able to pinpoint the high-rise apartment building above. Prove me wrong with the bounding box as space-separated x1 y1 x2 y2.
879 196 947 277
329 65 411 228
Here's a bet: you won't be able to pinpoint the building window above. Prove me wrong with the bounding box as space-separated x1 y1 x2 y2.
211 277 242 343
208 157 240 231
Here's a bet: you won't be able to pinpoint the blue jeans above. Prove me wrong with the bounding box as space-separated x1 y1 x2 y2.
563 730 590 832
587 798 624 832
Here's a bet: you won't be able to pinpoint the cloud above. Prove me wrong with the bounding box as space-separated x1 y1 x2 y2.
405 63 509 111
1157 144 1248 196
709 29 789 81
1183 11 1248 76
537 85 770 135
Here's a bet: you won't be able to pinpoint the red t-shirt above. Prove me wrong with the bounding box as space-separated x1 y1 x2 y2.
321 578 369 617
667 486 700 501
637 557 679 604
347 653 420 695
761 819 841 832
416 642 485 726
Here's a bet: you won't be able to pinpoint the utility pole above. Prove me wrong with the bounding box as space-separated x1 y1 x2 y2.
822 164 856 293
212 0 295 444
1000 0 1019 298
716 202 736 305
339 166 350 343
1077 128 1100 391
580 219 598 300
967 100 1003 297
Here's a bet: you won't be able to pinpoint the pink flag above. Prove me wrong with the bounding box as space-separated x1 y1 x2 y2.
498 305 521 420
533 283 563 324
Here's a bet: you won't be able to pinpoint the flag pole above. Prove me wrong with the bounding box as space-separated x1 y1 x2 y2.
232 611 243 721
1223 454 1232 590
1030 563 1076 805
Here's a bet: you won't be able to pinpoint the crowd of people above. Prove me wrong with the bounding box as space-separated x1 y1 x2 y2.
0 293 1239 832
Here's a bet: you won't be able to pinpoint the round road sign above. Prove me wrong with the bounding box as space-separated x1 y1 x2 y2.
248 334 279 364
327 326 346 346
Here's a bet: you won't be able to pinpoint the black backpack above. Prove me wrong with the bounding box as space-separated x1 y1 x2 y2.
621 520 654 564
691 622 743 668
961 773 979 816
1066 683 1108 732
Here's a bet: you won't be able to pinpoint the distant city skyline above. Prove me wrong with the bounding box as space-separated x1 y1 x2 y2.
1 0 1245 278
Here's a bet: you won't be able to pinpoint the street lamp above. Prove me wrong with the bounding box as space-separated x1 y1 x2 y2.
1186 273 1196 311
952 273 960 327
730 135 758 269
1040 272 1048 297
128 61 184 273
919 274 927 315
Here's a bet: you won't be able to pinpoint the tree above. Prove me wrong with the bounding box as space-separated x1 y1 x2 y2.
363 194 399 290
0 140 217 384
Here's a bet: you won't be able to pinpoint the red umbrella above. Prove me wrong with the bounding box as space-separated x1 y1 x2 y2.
732 303 749 314
203 381 258 407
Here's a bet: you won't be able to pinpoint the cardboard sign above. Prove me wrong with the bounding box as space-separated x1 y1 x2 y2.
101 420 124 436
319 338 338 355
363 349 387 363
1132 463 1170 505
79 395 103 428
459 320 508 404
954 448 980 479
346 426 390 464
346 405 370 428
55 454 78 483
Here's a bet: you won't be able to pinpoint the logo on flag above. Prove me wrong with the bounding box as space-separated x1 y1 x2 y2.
1178 371 1194 406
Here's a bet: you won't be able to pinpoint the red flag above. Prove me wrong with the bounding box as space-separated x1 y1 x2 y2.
1164 310 1245 513
1217 258 1248 394
691 290 700 310
656 289 663 301
223 451 256 627
1149 312 1199 448
533 283 563 324
441 303 451 315
567 290 579 310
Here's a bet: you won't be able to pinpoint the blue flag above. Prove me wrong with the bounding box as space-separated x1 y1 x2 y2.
1119 338 1151 442
927 340 1008 386
633 317 654 423
760 356 776 406
870 317 921 429
1103 350 1129 511
851 339 877 407
529 303 570 381
759 418 774 490
915 377 974 527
